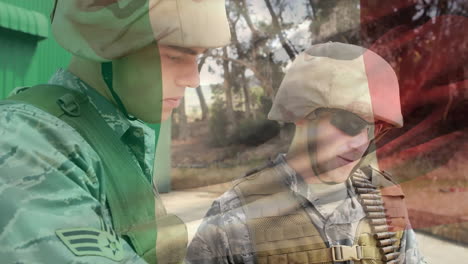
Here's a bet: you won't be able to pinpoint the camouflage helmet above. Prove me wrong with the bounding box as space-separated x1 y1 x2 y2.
268 42 403 128
52 0 231 62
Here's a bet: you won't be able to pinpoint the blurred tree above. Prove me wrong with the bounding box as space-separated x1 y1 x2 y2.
222 46 236 131
263 0 297 60
177 97 189 140
196 56 209 121
198 0 370 142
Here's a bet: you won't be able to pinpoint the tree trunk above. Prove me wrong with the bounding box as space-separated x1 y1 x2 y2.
177 97 189 140
223 47 235 130
241 70 252 119
230 0 275 97
264 0 296 60
210 54 275 97
309 0 316 15
196 56 209 120
237 0 259 36
195 87 208 121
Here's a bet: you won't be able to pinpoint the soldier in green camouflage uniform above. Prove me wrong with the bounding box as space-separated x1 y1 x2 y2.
0 0 230 263
186 43 427 264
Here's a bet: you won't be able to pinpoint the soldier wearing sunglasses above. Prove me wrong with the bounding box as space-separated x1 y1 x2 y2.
186 42 427 264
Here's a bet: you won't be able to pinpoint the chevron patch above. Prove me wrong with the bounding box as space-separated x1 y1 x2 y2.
56 225 124 261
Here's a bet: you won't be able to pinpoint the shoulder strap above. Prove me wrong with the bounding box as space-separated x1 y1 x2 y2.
233 164 303 218
3 85 157 263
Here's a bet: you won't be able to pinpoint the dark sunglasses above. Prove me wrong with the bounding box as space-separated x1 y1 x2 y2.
309 109 390 139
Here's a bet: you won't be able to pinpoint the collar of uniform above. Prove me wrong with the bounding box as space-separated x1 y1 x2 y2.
274 154 356 206
268 154 366 223
272 153 310 199
48 68 131 138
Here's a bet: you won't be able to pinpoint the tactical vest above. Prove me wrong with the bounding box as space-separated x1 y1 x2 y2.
2 85 187 264
233 164 408 264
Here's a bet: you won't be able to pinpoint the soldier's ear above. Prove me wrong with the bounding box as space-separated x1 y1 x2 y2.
51 0 58 23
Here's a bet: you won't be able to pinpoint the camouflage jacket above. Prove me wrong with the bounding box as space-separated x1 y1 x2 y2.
0 69 157 263
185 154 427 264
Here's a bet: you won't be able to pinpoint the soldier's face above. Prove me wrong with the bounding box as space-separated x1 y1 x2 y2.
113 43 205 123
312 114 371 182
159 45 206 120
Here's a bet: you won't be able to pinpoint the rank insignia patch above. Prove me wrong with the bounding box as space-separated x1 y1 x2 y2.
56 225 124 261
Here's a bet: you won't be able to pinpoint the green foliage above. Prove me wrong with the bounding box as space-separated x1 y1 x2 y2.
208 85 279 147
231 117 280 146
209 100 229 147
249 85 265 105
208 95 280 147
229 94 279 146
259 95 273 116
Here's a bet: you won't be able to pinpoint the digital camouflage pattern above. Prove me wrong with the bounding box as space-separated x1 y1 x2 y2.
52 0 231 61
186 154 427 264
268 42 403 128
0 69 158 263
1 0 232 261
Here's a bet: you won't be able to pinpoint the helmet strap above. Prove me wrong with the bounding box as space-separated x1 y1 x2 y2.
101 62 137 121
306 119 337 185
51 0 58 23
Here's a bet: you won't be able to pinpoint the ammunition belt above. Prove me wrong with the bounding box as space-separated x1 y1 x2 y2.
351 173 400 264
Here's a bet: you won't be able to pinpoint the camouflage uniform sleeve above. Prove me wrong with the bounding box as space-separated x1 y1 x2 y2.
185 190 255 264
0 104 146 263
185 199 232 264
398 229 428 264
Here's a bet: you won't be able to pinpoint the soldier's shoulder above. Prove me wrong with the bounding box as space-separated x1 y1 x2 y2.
0 102 85 143
214 161 278 213
210 187 244 215
0 101 100 183
233 159 277 185
1 97 58 123
230 158 289 200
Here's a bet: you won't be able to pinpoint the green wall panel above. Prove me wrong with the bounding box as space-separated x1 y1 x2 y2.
0 0 70 98
0 28 37 97
0 2 49 38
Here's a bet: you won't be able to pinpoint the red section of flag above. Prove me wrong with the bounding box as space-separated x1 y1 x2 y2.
361 0 468 236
